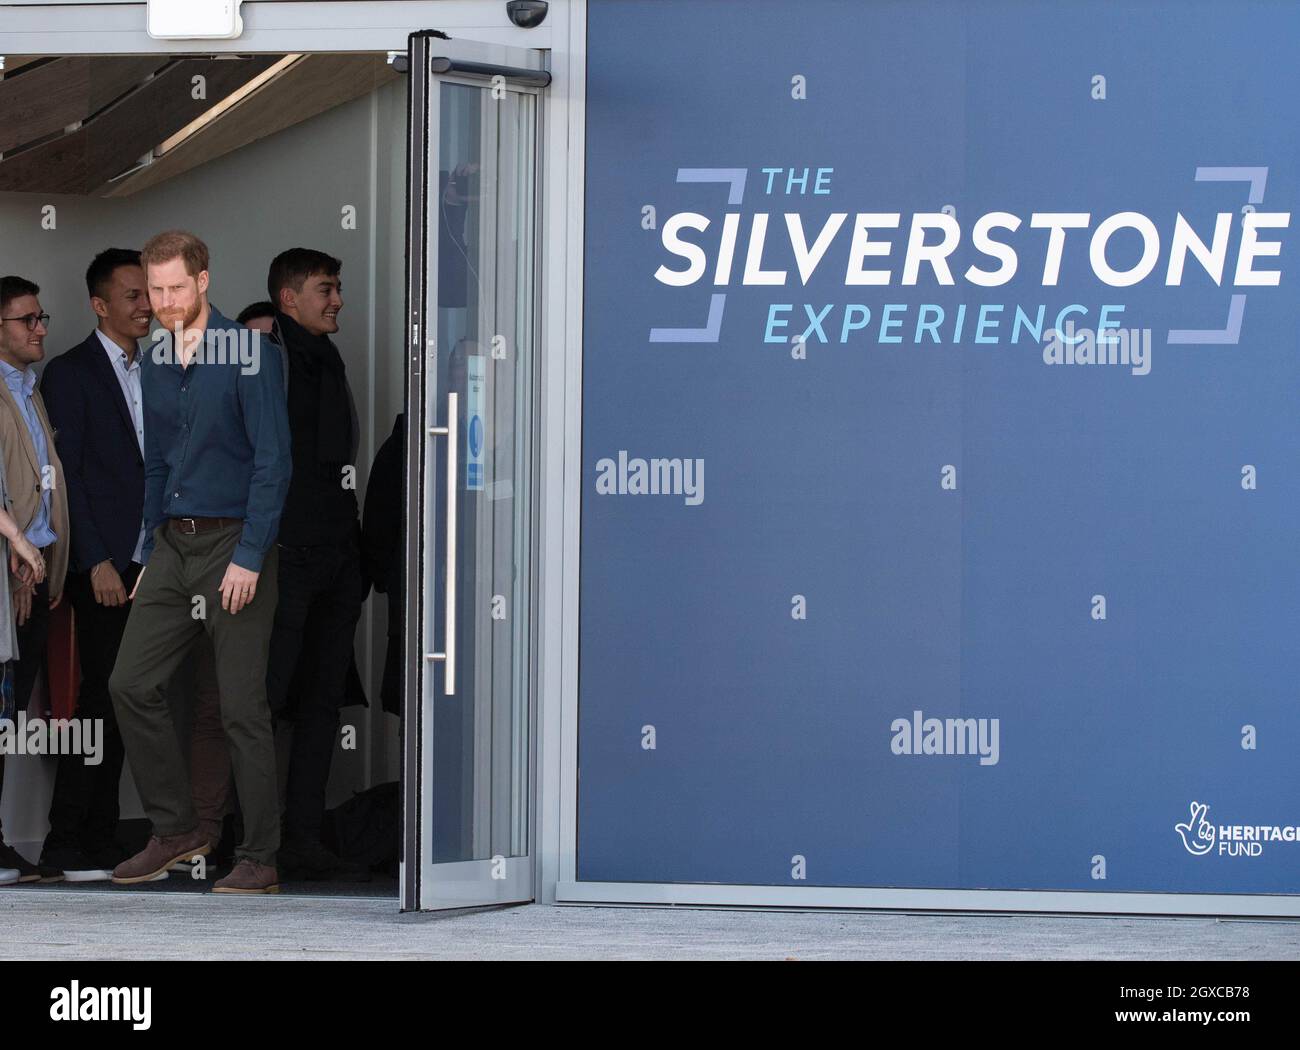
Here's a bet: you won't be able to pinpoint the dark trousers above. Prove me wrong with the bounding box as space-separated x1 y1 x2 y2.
42 564 140 856
187 637 232 840
109 523 280 865
13 575 51 713
267 534 364 845
0 575 51 841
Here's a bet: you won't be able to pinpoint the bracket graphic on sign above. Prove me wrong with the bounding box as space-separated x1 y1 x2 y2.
649 167 747 344
1166 166 1268 345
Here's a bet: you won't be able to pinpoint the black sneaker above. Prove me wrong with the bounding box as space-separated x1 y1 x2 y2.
38 847 112 883
0 840 40 883
278 840 371 882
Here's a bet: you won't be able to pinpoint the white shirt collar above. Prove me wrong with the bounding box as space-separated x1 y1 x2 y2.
95 328 139 368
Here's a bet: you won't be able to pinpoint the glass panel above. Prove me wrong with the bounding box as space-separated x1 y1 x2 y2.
429 83 536 863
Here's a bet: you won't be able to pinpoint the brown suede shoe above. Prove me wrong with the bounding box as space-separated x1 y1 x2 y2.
170 822 224 872
212 858 279 895
112 829 211 885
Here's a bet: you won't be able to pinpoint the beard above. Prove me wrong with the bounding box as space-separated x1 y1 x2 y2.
158 297 203 332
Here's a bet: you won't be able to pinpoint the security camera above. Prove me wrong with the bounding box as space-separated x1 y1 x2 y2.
506 1 548 29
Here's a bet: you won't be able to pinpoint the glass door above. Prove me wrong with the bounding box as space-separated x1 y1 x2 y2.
402 33 547 911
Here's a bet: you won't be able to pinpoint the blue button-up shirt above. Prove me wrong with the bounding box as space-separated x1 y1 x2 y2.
141 307 291 571
0 359 57 549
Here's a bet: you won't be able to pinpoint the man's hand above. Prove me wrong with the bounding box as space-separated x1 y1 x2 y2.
129 565 146 601
9 537 44 586
11 579 33 627
9 547 32 586
220 563 261 615
90 559 127 607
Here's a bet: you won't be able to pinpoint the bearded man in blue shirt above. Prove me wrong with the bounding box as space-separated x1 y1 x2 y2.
108 230 291 894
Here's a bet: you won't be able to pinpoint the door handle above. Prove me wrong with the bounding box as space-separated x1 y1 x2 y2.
426 391 458 695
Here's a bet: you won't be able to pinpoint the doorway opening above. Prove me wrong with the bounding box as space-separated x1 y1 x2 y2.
0 38 546 909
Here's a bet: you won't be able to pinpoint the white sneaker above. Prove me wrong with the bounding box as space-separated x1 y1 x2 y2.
61 866 113 883
0 867 20 885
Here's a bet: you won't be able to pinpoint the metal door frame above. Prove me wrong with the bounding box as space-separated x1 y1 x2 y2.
402 30 547 912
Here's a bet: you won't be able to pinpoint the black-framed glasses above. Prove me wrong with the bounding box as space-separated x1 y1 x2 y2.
0 313 50 331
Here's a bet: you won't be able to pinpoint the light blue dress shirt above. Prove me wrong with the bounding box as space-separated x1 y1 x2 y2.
95 329 147 563
0 358 57 549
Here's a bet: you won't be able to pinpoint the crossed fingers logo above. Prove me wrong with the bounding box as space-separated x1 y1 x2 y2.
1175 801 1215 857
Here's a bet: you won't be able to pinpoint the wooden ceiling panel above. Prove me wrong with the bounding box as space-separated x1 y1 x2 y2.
87 56 174 113
105 54 401 197
0 128 85 193
0 58 90 155
0 56 170 155
0 57 44 76
0 57 279 195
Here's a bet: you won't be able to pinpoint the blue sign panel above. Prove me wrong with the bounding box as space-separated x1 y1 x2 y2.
579 0 1300 894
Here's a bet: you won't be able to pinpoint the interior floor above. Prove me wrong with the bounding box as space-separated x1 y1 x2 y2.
4 875 398 899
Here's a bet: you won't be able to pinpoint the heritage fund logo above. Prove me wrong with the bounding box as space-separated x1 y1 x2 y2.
1175 800 1300 858
890 710 1000 766
49 982 151 1030
594 451 705 505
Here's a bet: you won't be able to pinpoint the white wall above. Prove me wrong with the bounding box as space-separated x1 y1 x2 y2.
0 76 408 853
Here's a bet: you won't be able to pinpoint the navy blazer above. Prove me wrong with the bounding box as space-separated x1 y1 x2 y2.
39 331 146 574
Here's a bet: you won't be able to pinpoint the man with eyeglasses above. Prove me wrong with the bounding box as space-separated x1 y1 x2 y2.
0 276 70 883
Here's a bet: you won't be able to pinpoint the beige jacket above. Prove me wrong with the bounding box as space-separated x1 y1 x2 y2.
0 370 69 598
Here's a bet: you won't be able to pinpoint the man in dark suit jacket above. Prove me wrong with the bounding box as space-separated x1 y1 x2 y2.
36 249 151 880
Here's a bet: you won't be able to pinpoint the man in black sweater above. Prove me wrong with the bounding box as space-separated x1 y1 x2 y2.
265 249 368 881
361 412 403 717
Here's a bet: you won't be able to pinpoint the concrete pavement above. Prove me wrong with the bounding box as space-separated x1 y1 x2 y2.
2 888 1298 960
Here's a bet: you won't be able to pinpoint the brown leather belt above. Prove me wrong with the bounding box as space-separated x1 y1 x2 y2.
168 516 242 535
